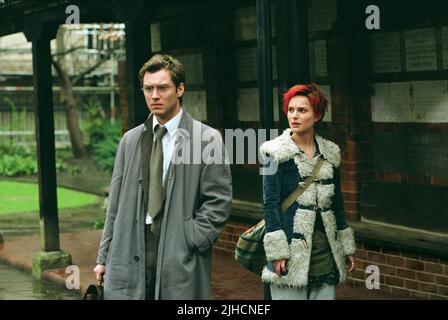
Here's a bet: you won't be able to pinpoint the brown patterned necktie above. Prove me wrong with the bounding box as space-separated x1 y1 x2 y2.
148 125 168 219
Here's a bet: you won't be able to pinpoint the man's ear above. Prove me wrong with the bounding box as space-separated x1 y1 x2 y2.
177 82 185 98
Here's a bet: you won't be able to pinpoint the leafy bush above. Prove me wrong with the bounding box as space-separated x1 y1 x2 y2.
0 145 68 177
93 219 105 230
84 100 121 173
2 96 28 132
89 120 121 172
93 194 108 230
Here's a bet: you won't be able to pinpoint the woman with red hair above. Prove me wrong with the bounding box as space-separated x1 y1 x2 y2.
259 83 356 300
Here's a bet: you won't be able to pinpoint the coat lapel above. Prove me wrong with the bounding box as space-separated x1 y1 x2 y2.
141 114 154 211
163 110 194 205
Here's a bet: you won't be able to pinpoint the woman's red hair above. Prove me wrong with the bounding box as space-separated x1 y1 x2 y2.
282 83 328 124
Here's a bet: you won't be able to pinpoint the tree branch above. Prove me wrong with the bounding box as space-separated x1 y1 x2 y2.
71 50 112 86
51 46 87 57
51 58 66 84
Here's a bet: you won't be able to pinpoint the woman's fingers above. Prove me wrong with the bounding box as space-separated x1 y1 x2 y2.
346 256 355 272
281 260 287 273
273 259 287 276
274 260 281 275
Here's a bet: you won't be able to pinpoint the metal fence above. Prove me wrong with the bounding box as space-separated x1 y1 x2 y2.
0 86 119 147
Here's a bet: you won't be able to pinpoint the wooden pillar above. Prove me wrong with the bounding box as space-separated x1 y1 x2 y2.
328 0 374 221
257 0 274 132
118 60 129 135
203 2 236 130
290 0 311 84
257 0 275 301
275 0 292 130
24 24 60 252
124 18 152 131
112 2 154 132
275 0 310 129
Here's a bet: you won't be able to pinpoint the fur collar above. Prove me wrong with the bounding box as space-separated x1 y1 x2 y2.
259 129 341 168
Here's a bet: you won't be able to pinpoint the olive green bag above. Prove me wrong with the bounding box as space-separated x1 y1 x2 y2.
234 158 324 275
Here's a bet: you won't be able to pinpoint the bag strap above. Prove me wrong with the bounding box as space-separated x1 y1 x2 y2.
280 157 324 213
97 274 104 287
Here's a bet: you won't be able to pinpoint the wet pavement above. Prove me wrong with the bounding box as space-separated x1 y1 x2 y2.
0 229 403 300
0 169 405 300
0 202 104 242
0 262 79 300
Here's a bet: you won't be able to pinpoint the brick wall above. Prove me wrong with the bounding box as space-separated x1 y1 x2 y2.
375 172 448 187
215 222 448 300
215 222 249 258
351 242 448 300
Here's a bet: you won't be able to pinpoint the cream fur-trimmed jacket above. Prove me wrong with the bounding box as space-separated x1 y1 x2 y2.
259 129 356 288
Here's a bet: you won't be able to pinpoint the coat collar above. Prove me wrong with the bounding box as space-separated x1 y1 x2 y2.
259 129 341 168
152 108 183 137
143 108 193 131
144 108 193 134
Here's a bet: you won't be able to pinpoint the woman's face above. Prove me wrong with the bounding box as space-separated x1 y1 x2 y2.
287 95 319 135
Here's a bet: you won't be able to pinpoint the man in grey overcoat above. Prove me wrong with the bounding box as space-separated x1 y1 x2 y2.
93 54 232 300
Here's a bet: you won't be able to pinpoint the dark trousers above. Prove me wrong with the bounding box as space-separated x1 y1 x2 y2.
145 224 160 300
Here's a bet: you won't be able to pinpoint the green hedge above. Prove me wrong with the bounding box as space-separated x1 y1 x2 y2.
86 119 121 173
0 145 68 177
84 100 122 173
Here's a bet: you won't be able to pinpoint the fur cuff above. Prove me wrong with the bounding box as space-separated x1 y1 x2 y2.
338 227 356 256
263 230 291 261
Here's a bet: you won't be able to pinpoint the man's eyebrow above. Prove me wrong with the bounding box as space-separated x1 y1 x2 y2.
142 83 171 86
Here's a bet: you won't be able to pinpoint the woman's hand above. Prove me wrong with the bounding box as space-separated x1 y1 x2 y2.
345 255 355 273
273 259 287 276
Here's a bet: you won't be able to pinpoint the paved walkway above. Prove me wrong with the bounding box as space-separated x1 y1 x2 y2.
0 229 402 300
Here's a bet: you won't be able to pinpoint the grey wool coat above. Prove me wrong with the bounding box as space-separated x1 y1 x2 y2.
96 110 232 300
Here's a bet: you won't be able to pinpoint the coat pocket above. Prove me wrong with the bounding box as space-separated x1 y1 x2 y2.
107 264 134 290
183 218 195 257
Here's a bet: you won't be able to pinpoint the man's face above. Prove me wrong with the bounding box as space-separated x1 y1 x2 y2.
142 69 184 125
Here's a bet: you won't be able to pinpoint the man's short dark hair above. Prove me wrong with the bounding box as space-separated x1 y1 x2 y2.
138 54 186 88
